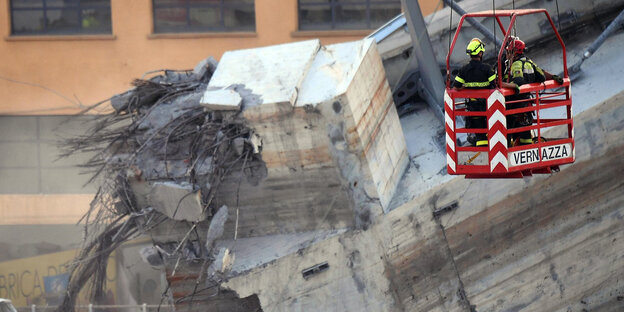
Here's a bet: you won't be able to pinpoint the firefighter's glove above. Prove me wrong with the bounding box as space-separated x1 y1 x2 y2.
552 75 564 84
513 84 520 95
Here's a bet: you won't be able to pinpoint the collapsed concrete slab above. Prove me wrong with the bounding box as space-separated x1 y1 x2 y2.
207 39 408 238
209 40 321 107
298 39 409 209
146 38 409 310
62 38 409 312
148 182 204 222
200 88 242 111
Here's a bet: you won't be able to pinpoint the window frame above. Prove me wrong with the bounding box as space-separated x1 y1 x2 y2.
297 0 402 31
9 0 112 36
152 0 256 34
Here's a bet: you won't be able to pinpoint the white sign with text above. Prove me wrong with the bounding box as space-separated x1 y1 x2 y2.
508 143 573 167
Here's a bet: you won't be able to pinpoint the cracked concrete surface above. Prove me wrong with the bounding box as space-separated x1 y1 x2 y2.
223 89 624 311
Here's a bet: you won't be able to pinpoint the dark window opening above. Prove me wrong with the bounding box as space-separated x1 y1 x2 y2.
153 0 256 33
298 0 401 31
302 261 329 279
10 0 112 36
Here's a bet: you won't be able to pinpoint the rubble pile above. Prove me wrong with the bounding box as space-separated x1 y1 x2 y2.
58 38 410 311
58 58 265 311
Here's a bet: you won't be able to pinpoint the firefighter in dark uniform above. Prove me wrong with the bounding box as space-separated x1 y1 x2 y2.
454 38 517 146
504 38 564 145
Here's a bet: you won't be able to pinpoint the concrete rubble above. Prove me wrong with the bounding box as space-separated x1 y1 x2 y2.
61 16 624 310
200 88 242 111
61 38 410 311
205 205 228 250
148 182 204 222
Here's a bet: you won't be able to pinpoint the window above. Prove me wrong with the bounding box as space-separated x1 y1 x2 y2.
0 116 97 194
153 0 255 33
298 0 401 31
10 0 112 36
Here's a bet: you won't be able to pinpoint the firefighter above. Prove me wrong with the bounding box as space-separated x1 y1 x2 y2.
454 38 517 146
504 37 564 145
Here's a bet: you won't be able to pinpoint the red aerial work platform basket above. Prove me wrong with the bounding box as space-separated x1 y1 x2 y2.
445 9 575 178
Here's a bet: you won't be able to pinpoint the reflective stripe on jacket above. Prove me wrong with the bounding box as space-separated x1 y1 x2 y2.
453 59 496 89
510 56 545 85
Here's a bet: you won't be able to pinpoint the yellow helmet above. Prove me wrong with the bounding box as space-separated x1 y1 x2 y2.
466 38 485 56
